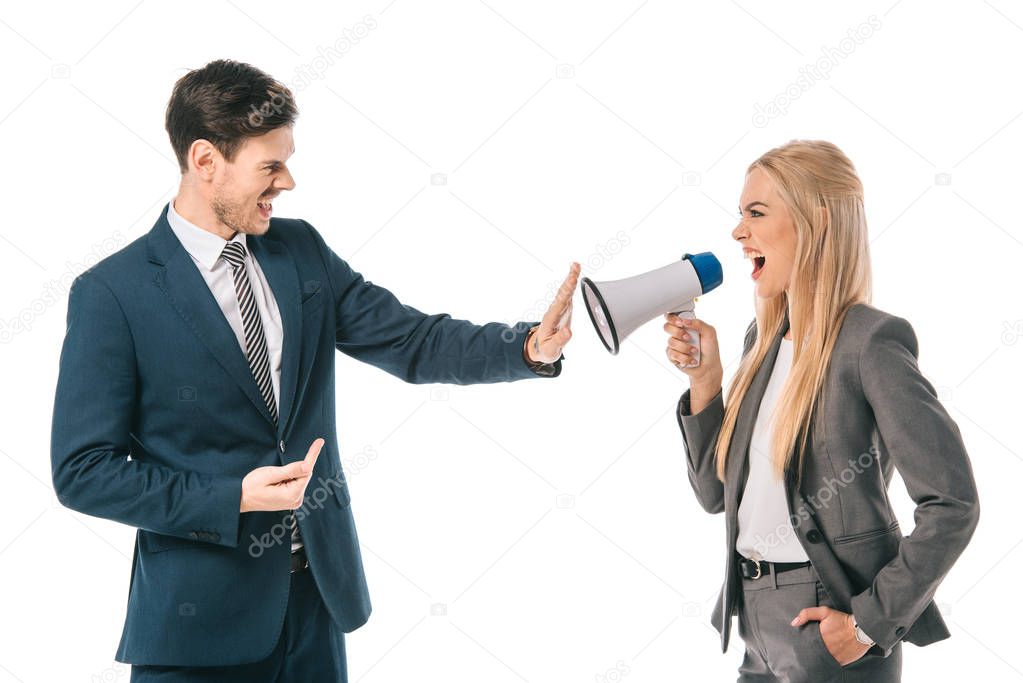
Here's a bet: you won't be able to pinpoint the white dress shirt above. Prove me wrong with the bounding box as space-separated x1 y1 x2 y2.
735 336 809 562
166 200 299 551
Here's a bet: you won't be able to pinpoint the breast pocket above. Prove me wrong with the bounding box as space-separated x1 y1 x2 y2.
301 280 324 317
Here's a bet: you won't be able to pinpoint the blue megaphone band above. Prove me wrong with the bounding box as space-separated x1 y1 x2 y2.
683 252 723 293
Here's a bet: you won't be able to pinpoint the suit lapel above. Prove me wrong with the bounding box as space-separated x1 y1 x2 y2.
248 235 301 439
147 207 301 438
727 309 791 506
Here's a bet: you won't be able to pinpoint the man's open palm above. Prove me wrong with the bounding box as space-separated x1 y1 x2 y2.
528 262 580 364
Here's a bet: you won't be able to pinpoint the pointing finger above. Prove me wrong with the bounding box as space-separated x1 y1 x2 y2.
303 438 324 474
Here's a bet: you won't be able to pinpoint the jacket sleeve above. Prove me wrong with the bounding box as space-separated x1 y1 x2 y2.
302 219 561 384
676 318 757 514
849 315 980 655
50 272 243 548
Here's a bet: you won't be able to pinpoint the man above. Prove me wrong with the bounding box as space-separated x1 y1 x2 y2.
50 58 579 682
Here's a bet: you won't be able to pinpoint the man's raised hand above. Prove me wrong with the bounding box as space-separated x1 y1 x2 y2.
527 262 581 364
240 438 324 512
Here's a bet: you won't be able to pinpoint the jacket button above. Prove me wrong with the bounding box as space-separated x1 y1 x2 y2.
895 626 905 636
279 440 286 453
806 529 822 543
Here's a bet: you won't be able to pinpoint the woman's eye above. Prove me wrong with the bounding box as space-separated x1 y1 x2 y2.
750 209 763 217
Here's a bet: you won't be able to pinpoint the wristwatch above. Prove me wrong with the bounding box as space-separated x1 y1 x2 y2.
852 615 875 647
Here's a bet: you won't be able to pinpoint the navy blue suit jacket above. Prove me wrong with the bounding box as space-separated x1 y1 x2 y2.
50 205 559 666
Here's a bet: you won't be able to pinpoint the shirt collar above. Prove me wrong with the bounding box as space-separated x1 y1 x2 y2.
166 199 247 272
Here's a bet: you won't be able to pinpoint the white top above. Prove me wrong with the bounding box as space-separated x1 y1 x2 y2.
165 201 297 551
735 336 809 562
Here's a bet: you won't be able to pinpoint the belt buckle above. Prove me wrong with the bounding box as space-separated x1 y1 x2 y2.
748 558 762 580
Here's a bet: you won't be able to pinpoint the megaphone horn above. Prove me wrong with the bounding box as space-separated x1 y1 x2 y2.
580 252 723 364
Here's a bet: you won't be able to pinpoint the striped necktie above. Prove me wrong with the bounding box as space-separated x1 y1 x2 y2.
221 241 303 550
221 241 278 426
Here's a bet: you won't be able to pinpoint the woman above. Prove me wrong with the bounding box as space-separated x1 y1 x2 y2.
665 140 979 682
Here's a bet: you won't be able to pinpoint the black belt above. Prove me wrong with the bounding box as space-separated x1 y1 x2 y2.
737 553 810 580
290 546 309 573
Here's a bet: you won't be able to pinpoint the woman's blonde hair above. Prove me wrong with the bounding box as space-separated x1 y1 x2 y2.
714 139 872 485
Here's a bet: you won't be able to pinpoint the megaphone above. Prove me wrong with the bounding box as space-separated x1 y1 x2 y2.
580 252 723 365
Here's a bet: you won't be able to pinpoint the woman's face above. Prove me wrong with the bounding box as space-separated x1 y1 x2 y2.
732 167 798 300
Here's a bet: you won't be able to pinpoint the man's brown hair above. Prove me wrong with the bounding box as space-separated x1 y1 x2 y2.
165 59 298 173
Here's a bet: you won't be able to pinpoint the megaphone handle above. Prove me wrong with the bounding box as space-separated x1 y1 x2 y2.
674 307 700 367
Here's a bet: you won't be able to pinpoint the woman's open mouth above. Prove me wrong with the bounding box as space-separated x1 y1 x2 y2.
751 255 766 280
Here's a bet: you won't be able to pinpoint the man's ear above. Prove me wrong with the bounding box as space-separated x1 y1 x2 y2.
188 139 218 181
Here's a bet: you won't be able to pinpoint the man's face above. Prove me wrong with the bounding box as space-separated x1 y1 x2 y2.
210 125 296 236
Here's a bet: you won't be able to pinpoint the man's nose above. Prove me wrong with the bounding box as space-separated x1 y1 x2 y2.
279 168 296 191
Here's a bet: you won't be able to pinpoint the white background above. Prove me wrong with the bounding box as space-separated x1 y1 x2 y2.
1 1 1020 681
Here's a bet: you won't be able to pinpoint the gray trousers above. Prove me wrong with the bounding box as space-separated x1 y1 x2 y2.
736 563 902 682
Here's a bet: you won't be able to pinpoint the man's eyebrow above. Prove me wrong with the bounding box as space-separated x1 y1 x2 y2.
259 150 294 165
740 201 769 212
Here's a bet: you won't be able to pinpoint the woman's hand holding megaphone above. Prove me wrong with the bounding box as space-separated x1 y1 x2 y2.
663 314 723 391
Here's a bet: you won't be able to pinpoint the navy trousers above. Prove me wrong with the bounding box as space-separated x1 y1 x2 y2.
130 567 347 682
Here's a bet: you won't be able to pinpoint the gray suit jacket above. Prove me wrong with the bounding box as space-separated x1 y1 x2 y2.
677 303 979 658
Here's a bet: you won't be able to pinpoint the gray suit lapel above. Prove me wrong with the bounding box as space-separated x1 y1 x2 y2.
726 309 791 507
